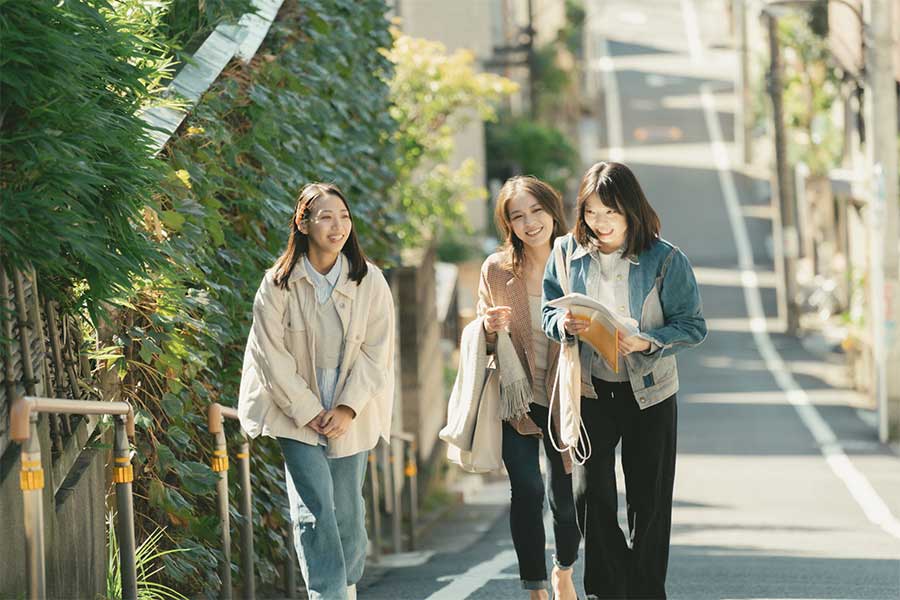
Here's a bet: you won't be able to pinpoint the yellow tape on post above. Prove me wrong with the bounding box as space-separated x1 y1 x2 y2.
211 456 229 472
20 469 44 491
114 464 133 484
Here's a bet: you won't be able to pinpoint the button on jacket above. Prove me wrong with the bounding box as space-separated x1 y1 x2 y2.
238 254 395 458
542 234 707 408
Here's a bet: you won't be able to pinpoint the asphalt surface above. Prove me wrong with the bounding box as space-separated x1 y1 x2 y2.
360 0 900 598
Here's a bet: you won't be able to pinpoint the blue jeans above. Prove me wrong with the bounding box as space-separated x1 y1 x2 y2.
279 439 368 600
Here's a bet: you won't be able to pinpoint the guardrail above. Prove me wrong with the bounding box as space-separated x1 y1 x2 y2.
205 403 420 597
364 433 419 556
11 396 136 600
207 403 255 600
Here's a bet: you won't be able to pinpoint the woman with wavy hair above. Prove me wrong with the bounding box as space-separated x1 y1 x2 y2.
478 175 580 600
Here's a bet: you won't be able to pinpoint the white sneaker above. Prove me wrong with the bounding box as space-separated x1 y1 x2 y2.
347 584 357 600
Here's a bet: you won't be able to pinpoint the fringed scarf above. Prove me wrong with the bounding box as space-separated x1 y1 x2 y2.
495 329 532 421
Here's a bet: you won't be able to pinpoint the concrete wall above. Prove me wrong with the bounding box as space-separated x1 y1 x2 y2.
395 244 447 463
0 419 107 599
1 268 107 598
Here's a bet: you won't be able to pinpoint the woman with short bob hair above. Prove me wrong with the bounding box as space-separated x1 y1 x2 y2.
477 175 580 600
239 183 395 600
542 162 707 599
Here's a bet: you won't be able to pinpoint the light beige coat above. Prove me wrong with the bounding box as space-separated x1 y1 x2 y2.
238 254 395 458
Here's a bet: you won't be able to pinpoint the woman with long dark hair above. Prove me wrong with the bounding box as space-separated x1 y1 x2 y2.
238 183 395 600
542 162 707 599
478 175 580 600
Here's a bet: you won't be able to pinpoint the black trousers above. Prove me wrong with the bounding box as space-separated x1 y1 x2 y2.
575 379 677 600
502 402 581 589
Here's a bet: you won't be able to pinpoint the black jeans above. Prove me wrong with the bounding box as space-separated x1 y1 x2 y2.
575 379 677 600
502 402 581 590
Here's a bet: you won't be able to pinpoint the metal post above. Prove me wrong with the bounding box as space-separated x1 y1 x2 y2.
388 440 402 553
403 440 418 551
20 414 46 600
865 0 900 441
237 439 254 600
765 11 800 334
209 405 232 599
284 534 297 598
366 449 382 561
526 0 537 119
735 0 753 165
114 416 138 600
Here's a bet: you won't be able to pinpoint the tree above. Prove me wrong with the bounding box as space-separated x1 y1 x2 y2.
385 33 517 244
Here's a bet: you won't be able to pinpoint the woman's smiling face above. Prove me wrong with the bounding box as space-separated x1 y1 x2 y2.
297 193 352 254
507 192 555 250
583 192 628 252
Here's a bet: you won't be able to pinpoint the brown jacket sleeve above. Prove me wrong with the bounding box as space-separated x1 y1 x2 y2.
477 259 498 354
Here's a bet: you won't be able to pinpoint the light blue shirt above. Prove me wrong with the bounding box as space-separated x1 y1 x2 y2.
305 254 341 305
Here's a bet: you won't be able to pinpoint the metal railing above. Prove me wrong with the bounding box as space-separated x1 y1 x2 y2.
207 403 255 600
204 403 421 597
10 395 136 600
368 433 419 556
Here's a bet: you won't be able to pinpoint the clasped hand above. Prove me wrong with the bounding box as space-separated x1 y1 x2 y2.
306 405 356 438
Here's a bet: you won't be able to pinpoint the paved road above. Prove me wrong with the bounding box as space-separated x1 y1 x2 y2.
362 0 900 598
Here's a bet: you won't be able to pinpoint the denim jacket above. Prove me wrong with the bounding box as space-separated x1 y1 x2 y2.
541 234 707 408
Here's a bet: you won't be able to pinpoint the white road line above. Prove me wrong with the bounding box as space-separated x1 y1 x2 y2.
679 0 900 543
424 550 517 600
679 0 704 64
857 408 880 430
699 82 900 541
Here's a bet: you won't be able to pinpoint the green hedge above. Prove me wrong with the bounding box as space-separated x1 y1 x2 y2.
0 0 169 305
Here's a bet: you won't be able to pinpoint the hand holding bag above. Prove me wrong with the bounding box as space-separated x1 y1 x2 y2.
548 239 592 464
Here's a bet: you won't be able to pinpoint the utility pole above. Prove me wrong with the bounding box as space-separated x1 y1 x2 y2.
487 0 537 118
735 0 754 165
765 11 801 335
526 0 538 118
864 0 899 441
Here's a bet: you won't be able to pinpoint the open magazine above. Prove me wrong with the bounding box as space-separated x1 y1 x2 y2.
546 293 641 373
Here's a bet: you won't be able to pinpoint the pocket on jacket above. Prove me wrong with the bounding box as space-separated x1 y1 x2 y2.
284 322 308 364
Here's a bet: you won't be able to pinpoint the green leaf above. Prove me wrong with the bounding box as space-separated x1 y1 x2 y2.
160 210 187 231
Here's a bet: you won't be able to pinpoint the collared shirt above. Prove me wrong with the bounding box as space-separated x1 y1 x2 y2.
586 246 634 382
305 255 341 304
304 255 344 444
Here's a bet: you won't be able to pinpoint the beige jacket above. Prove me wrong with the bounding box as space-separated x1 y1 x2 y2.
238 254 395 458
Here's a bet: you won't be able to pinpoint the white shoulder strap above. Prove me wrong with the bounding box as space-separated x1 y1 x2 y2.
554 237 573 296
